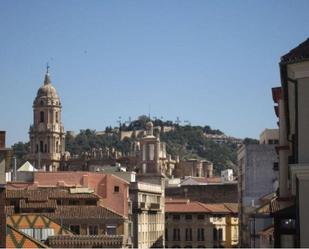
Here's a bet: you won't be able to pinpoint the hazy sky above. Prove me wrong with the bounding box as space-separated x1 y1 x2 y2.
1 0 309 146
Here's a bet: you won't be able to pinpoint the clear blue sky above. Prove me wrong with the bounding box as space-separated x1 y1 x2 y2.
1 0 309 146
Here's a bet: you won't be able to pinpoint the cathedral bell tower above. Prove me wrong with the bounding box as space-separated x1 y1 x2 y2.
28 67 65 171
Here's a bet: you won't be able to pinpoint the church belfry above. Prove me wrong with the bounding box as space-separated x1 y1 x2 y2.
28 67 65 171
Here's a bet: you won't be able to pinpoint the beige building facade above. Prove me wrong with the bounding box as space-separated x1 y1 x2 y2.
130 180 165 249
272 38 309 247
259 129 279 145
165 199 238 248
27 69 65 171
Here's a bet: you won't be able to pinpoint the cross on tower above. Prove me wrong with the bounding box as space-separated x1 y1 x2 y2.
46 63 50 74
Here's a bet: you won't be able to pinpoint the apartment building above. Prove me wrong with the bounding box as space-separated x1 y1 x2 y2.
271 38 309 247
165 198 238 248
237 142 278 247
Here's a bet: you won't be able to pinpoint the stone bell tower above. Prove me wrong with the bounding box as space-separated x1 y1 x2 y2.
28 67 65 171
139 121 161 175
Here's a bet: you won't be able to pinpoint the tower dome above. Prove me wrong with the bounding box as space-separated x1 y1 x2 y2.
34 72 60 106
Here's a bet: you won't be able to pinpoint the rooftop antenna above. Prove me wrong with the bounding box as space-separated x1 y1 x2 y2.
175 116 181 125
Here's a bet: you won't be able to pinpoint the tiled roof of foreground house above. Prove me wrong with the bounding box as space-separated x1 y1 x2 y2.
165 198 238 214
6 224 48 248
281 38 309 64
7 214 73 235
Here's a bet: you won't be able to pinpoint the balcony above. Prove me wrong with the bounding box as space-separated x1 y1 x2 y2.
133 202 147 211
149 203 161 210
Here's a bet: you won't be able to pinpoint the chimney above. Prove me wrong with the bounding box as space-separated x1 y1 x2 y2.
0 131 5 149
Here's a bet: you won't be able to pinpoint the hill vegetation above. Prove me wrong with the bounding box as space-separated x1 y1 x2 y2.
11 116 260 174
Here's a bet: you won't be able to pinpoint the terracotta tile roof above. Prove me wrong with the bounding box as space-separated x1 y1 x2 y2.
165 199 238 214
223 203 238 213
46 234 124 248
165 198 190 203
6 188 99 200
201 203 231 213
165 201 210 213
45 205 124 220
19 199 57 209
281 38 309 64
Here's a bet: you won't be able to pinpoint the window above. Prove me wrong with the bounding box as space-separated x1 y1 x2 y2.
213 228 223 241
88 225 98 235
85 199 97 205
106 225 117 235
218 228 223 241
197 214 205 220
40 111 44 123
55 112 59 123
56 141 59 153
173 228 180 241
40 141 44 153
114 186 119 193
213 228 218 241
44 144 47 153
185 228 192 241
185 215 192 220
69 200 79 205
197 228 205 241
20 228 54 242
70 225 80 235
165 228 168 241
173 215 180 220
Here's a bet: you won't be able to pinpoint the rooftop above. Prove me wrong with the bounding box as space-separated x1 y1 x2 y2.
165 198 238 214
281 38 309 64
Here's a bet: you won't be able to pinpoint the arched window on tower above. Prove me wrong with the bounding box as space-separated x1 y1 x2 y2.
55 112 58 123
40 111 44 123
56 141 59 153
40 141 44 153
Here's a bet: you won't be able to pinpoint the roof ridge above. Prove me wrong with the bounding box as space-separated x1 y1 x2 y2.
196 201 212 212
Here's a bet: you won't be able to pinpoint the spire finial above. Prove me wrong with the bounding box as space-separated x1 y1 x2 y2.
46 63 50 74
44 63 51 85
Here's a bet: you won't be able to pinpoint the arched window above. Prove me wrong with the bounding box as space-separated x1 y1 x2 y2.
40 111 44 123
56 141 59 153
55 112 58 123
40 141 43 153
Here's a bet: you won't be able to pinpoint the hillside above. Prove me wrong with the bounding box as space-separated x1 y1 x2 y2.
11 116 252 174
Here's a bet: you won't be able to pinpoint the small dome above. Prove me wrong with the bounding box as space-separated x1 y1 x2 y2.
146 121 154 129
37 84 58 97
36 72 59 98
